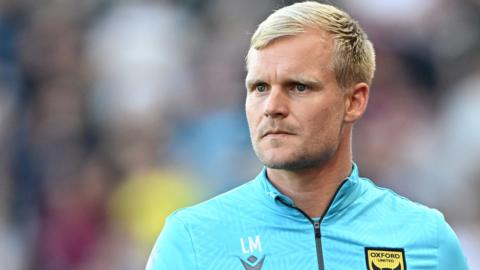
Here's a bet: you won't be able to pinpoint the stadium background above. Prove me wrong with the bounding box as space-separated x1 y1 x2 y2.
0 0 478 269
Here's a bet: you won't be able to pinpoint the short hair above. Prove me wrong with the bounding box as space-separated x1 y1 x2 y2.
247 1 376 89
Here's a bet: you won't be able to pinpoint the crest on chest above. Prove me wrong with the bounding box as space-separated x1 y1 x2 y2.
365 248 406 270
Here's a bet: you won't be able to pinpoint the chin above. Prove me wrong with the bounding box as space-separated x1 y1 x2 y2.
259 149 332 171
260 155 311 171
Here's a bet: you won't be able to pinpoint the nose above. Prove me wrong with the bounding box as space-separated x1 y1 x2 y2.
264 87 289 118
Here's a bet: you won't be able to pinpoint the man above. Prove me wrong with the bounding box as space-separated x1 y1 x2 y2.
146 2 468 269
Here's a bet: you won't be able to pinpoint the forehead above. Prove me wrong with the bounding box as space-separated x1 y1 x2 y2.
246 29 335 82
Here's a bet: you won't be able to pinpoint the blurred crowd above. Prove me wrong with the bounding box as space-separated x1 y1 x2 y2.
0 0 478 269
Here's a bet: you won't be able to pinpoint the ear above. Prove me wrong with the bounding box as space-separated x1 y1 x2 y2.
344 82 369 123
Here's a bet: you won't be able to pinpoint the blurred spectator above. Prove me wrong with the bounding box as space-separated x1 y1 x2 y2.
33 154 112 270
85 0 195 133
435 67 480 220
106 167 203 269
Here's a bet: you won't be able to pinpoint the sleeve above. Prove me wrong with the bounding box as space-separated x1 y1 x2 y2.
436 212 469 270
145 214 197 270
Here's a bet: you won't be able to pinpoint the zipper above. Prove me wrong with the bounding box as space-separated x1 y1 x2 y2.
275 179 348 270
313 220 323 270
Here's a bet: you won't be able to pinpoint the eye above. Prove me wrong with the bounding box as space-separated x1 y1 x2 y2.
295 83 307 92
255 84 267 92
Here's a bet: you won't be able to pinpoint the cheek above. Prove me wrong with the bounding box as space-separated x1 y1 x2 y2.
245 101 258 134
305 105 343 136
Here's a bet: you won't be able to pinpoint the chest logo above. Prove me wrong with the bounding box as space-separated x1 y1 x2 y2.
239 236 264 269
240 255 265 270
365 248 406 270
240 235 262 254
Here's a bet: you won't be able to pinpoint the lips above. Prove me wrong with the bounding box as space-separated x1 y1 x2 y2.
262 130 295 138
258 121 297 139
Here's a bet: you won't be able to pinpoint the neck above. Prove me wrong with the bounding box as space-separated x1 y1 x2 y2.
266 132 352 218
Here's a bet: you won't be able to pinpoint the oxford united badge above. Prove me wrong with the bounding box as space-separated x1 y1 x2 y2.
365 248 406 270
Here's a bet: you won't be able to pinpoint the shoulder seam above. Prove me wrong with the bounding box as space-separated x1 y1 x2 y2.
362 177 435 210
172 215 199 270
434 210 442 269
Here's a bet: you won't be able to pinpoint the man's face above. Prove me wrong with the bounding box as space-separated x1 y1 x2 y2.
245 30 348 171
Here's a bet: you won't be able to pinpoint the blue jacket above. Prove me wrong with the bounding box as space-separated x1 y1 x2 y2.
146 164 468 269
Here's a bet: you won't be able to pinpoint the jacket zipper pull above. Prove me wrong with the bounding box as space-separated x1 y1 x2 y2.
314 221 321 238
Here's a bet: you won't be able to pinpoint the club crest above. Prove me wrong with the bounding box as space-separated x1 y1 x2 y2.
365 248 406 270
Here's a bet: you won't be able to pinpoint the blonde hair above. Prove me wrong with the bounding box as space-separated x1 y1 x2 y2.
247 1 376 88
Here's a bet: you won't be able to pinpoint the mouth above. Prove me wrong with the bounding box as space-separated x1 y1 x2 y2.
262 130 295 138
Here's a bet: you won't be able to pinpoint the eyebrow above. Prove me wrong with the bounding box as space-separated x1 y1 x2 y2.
287 76 325 88
245 77 264 89
245 75 325 89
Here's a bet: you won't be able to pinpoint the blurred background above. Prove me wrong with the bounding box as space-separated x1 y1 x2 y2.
0 0 478 269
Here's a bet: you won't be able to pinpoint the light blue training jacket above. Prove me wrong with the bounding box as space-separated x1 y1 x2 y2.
146 163 468 270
